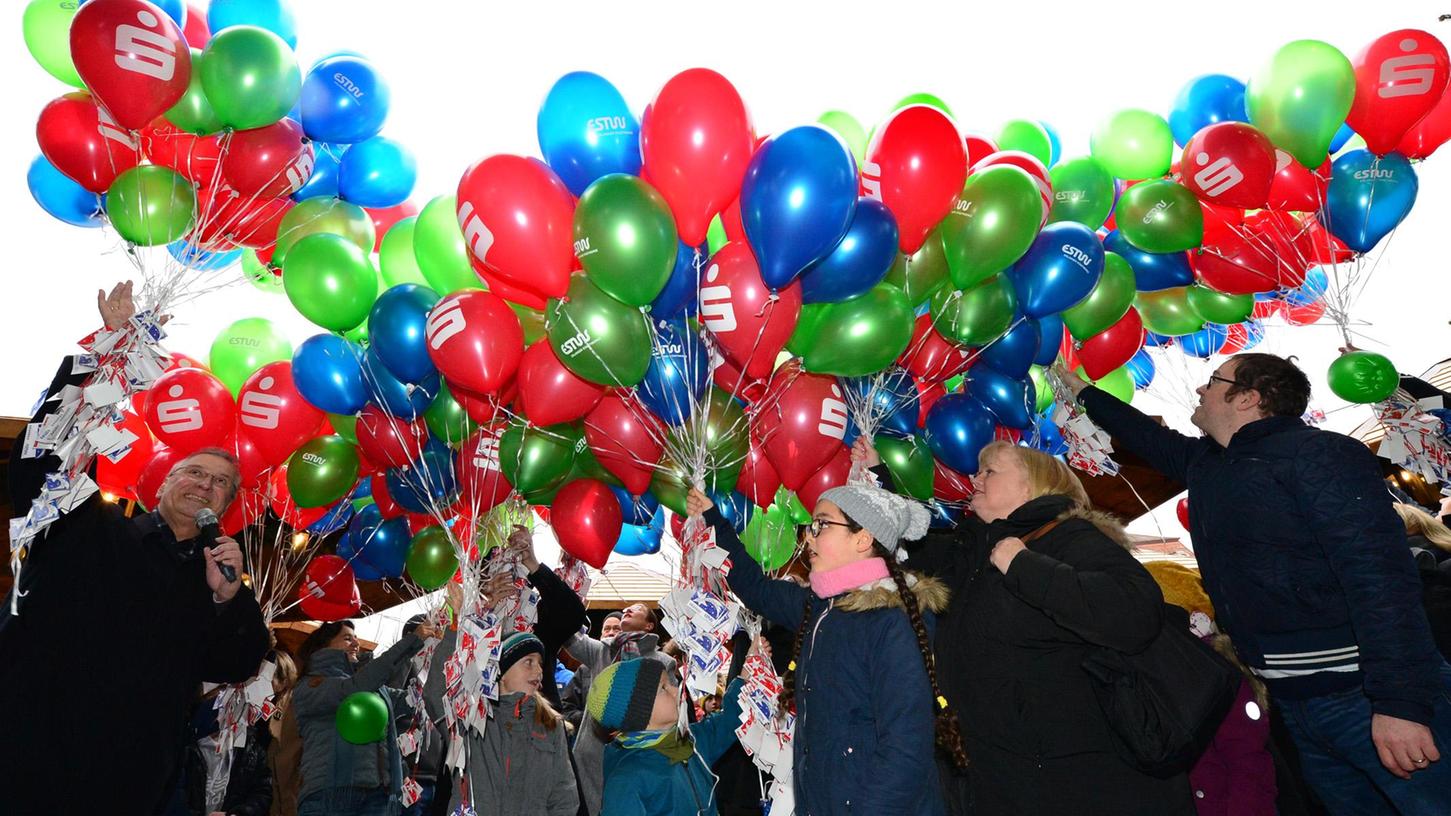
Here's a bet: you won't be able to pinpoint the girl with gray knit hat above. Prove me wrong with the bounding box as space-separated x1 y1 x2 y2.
686 484 964 816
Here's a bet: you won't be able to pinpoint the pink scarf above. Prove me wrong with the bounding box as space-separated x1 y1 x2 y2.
809 557 890 599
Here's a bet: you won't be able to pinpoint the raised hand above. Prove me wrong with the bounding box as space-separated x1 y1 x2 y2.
97 280 136 330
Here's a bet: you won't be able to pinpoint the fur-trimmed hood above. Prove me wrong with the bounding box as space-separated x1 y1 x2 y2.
836 572 950 614
1055 505 1132 550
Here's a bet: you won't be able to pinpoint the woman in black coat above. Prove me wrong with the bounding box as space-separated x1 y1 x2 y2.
863 438 1195 815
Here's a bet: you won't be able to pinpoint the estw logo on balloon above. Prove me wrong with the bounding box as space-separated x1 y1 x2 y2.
426 299 466 350
115 10 179 81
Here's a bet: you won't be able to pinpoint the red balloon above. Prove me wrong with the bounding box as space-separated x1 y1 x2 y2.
933 460 974 504
96 411 156 500
212 194 293 250
299 555 362 621
1192 232 1282 295
456 423 514 515
1265 151 1331 212
900 314 974 382
641 69 755 245
70 0 191 130
710 355 769 405
137 445 184 508
699 242 801 380
219 488 266 536
584 393 664 496
1057 329 1081 372
370 473 404 518
181 3 209 48
425 291 525 395
1397 83 1451 159
143 120 224 184
367 201 420 253
222 118 314 198
1077 307 1145 381
468 256 551 310
863 105 967 253
796 445 851 512
456 155 575 303
355 405 429 469
720 192 745 243
226 431 272 488
551 478 622 569
917 380 947 427
963 133 999 169
1243 210 1314 288
36 92 142 193
236 362 325 466
755 365 851 491
734 438 781 509
971 150 1052 225
143 367 236 451
1180 123 1277 210
1217 322 1253 355
1175 496 1190 529
515 341 605 426
268 466 329 529
1348 30 1451 156
1282 300 1326 327
450 384 507 426
1251 300 1284 320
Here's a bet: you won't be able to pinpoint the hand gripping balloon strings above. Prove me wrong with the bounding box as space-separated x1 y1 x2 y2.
1045 364 1121 478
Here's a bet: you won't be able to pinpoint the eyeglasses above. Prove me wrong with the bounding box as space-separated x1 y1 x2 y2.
797 518 854 540
175 465 237 493
1206 374 1242 389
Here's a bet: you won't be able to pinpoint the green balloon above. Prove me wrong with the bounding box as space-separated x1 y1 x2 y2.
929 275 1018 345
650 460 691 516
885 226 949 307
424 383 479 448
413 195 484 295
742 504 798 571
1048 157 1115 228
1117 180 1204 253
818 110 868 167
575 175 678 306
547 276 652 387
344 320 370 346
209 317 292 395
242 250 284 293
284 234 379 332
893 93 954 117
23 0 83 88
1248 40 1355 169
680 388 749 483
198 26 300 130
1135 287 1206 337
773 486 812 524
106 166 196 246
942 166 1043 290
1327 351 1399 404
286 436 360 508
792 284 914 376
1077 364 1135 404
997 119 1053 166
329 413 359 446
274 197 375 267
876 434 935 501
1029 366 1054 413
407 526 460 590
499 421 578 494
165 49 223 135
337 692 388 744
1187 286 1254 325
1090 109 1174 180
512 303 548 345
379 217 428 288
706 215 729 255
1064 252 1136 340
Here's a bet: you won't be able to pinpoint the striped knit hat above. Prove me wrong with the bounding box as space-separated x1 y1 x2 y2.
498 631 545 678
586 657 665 732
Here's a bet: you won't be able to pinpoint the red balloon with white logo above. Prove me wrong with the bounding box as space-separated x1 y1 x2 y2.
36 92 142 193
143 366 236 451
515 341 605 426
863 105 967 253
551 478 623 569
425 291 525 395
69 0 192 131
1179 123 1277 210
455 423 514 515
698 242 801 381
236 362 324 466
222 118 315 198
455 155 575 303
299 555 362 621
1347 29 1451 156
754 364 851 491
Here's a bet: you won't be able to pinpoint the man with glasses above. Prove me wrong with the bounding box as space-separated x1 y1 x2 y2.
1061 353 1451 814
0 282 269 815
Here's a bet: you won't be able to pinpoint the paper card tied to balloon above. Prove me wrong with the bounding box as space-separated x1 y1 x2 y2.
1375 396 1451 487
658 587 739 698
735 653 797 815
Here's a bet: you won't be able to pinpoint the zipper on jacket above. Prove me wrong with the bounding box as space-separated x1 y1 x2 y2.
684 758 706 815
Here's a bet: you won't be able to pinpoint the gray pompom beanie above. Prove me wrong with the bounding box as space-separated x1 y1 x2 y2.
818 485 931 560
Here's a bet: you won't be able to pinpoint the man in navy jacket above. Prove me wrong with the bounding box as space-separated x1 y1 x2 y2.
1062 352 1451 814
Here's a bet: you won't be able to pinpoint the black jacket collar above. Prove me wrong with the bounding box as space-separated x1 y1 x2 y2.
982 494 1077 541
1225 415 1309 450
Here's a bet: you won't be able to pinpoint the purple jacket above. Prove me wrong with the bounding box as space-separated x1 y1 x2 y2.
1188 679 1276 815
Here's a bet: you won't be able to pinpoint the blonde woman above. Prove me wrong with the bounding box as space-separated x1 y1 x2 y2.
1394 503 1451 662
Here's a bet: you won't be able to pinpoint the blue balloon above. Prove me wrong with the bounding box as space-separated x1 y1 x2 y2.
1321 150 1418 253
978 318 1041 379
1329 122 1356 154
537 72 642 197
344 504 410 578
369 284 440 385
338 137 416 208
308 499 355 534
293 143 344 201
1144 331 1175 348
1102 231 1194 291
27 156 102 227
1168 74 1247 147
362 347 437 420
336 536 385 582
924 394 996 474
798 197 899 303
610 485 659 526
1040 121 1062 167
1034 314 1064 366
840 367 918 443
386 440 458 514
293 334 368 415
1179 324 1229 358
300 56 390 144
929 500 965 530
639 320 709 426
82 0 185 25
1008 222 1104 317
207 0 298 48
710 490 755 535
1125 348 1156 390
966 368 1034 429
650 241 704 319
741 126 859 290
1026 413 1069 456
167 242 241 271
1281 266 1329 307
614 521 662 556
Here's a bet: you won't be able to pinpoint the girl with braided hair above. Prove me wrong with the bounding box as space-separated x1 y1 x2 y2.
686 484 958 815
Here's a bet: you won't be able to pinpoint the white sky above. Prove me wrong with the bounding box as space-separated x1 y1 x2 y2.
7 0 1451 548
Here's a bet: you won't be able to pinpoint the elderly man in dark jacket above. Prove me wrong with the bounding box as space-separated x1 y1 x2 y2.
1063 353 1451 814
0 284 269 815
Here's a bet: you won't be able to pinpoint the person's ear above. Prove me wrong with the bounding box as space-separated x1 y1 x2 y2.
853 529 874 555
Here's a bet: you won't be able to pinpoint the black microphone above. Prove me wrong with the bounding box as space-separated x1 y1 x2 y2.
194 508 237 583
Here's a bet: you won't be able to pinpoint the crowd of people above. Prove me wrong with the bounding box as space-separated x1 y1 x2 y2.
1 289 1450 815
